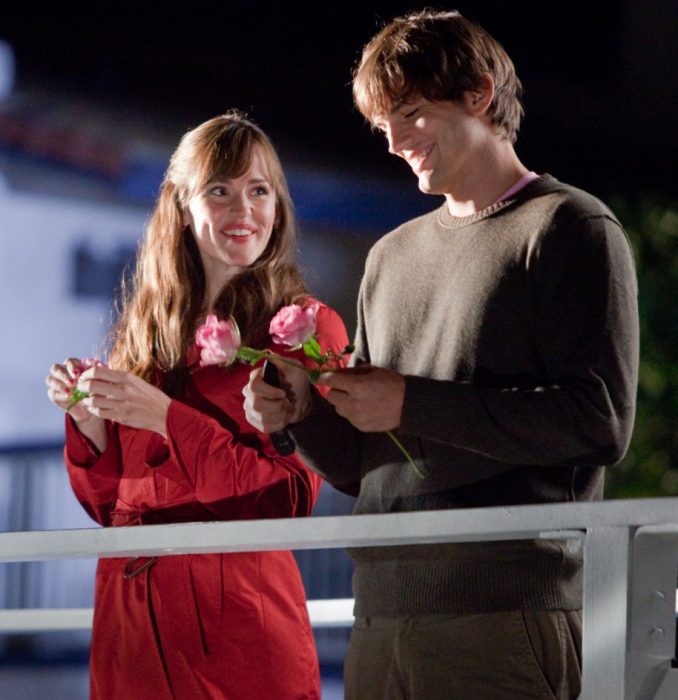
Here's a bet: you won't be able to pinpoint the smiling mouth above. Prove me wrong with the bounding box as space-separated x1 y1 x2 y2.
221 228 256 237
407 144 434 172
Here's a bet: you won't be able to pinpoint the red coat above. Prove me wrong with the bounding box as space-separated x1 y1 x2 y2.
65 304 349 700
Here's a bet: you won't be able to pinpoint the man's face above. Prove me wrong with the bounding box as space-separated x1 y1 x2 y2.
373 95 485 196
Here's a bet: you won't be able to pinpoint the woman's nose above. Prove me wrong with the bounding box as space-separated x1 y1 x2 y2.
229 191 250 213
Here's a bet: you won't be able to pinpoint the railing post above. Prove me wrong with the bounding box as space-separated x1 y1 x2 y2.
626 525 678 700
581 525 631 700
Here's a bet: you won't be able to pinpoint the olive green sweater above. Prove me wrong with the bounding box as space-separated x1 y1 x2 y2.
292 174 639 616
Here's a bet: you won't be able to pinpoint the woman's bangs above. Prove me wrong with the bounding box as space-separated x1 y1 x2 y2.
199 129 259 190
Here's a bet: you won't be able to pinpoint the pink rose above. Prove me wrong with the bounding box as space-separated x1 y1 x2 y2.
81 358 104 369
195 314 241 367
72 357 104 377
269 304 318 348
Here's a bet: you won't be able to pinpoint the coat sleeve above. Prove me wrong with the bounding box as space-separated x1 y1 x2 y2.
146 303 349 518
399 214 640 468
64 416 121 526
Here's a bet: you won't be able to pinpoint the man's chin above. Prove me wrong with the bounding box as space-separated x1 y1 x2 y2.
417 174 444 195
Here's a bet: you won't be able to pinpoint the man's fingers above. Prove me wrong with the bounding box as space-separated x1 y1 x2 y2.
318 366 405 433
316 370 356 390
317 365 374 392
324 390 342 411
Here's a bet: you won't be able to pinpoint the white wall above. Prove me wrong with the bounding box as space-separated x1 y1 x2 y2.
0 170 148 446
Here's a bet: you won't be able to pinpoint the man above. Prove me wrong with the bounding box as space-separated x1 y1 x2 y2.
244 10 638 700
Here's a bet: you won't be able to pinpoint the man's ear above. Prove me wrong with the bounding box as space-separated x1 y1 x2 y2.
466 73 494 116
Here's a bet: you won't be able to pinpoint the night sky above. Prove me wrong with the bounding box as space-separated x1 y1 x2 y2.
2 1 676 194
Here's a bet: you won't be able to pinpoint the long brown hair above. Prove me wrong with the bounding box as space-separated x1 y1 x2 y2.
108 111 308 383
353 10 524 144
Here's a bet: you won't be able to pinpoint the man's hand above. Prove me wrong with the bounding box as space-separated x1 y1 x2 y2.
243 362 312 433
317 366 405 432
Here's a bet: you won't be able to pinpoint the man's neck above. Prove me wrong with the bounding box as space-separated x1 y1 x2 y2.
443 142 529 218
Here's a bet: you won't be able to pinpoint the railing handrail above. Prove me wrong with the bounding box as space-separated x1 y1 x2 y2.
0 497 676 563
0 599 357 632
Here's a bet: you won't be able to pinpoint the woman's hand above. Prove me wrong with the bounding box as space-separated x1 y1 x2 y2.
77 365 172 437
46 358 99 423
46 358 108 451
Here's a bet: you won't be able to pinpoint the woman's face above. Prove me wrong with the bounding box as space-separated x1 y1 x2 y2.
183 147 277 289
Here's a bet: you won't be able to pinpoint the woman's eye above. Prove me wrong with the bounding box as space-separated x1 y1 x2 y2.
403 107 419 119
208 186 226 196
253 186 270 196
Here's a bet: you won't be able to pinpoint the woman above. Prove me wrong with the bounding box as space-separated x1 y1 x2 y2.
46 111 349 700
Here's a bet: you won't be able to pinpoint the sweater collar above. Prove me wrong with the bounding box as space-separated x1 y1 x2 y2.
437 174 556 229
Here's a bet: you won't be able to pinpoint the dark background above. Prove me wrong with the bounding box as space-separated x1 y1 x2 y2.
3 0 676 196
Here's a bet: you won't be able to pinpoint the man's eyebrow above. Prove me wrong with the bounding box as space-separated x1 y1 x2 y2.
373 99 405 125
388 99 405 115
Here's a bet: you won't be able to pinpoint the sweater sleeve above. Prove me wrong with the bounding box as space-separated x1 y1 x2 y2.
400 214 639 467
64 416 122 526
286 305 362 494
289 391 362 496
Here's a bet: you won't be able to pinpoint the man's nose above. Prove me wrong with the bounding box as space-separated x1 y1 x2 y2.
386 122 407 156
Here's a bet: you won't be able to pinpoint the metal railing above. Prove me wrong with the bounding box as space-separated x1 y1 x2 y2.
0 498 677 699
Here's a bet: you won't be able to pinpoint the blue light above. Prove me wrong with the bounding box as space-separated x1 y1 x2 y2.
0 41 15 99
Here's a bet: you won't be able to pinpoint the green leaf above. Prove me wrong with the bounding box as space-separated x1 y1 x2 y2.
309 369 321 384
302 336 324 362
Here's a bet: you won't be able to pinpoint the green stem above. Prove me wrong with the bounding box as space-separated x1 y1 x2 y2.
66 388 89 413
236 347 307 372
387 430 426 480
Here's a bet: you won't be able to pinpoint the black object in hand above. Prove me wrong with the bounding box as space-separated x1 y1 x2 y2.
262 360 296 456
